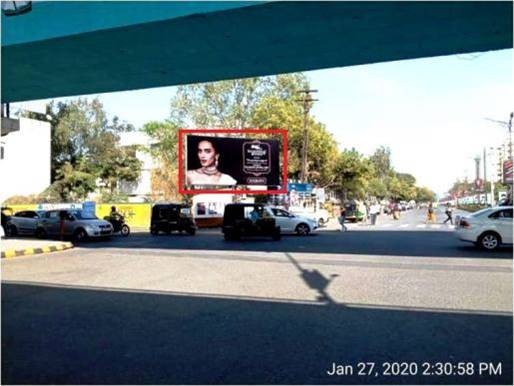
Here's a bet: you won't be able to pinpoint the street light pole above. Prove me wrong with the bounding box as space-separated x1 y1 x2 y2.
296 89 318 183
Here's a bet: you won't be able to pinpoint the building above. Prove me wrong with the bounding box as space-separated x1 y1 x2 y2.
0 117 51 203
117 131 156 202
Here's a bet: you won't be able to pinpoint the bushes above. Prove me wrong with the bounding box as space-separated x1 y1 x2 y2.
457 203 488 213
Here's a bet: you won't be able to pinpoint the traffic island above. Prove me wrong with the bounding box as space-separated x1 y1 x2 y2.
1 239 73 258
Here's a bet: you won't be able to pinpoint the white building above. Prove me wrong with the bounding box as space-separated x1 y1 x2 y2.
0 117 51 203
118 131 157 202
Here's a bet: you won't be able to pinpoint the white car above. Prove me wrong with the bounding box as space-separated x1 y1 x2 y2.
455 206 513 250
270 208 318 236
288 204 330 226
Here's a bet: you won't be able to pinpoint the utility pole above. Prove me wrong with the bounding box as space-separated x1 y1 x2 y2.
296 89 318 183
474 156 481 204
483 147 488 205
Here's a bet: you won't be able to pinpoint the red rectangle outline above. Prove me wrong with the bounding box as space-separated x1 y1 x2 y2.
178 129 288 195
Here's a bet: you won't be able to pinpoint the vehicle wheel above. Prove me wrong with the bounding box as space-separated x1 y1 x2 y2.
318 218 325 227
295 223 310 236
187 228 196 236
272 228 281 241
478 232 501 250
121 224 130 237
73 228 88 242
36 227 47 239
8 224 17 237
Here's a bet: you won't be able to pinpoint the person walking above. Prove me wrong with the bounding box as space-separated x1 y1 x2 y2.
426 202 436 223
443 203 453 225
369 201 380 226
338 207 348 232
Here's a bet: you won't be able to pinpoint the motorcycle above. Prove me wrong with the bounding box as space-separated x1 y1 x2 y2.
104 215 130 236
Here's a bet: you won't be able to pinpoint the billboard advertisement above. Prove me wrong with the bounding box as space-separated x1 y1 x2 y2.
178 129 288 195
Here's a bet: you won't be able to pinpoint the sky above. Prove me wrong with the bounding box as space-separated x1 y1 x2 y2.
14 48 513 197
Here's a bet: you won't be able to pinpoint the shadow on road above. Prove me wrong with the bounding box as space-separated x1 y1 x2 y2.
70 230 513 259
2 282 511 385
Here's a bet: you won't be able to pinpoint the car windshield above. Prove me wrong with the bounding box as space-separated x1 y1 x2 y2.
70 210 98 220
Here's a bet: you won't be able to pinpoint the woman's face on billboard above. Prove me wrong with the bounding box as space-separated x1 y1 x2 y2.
197 140 216 167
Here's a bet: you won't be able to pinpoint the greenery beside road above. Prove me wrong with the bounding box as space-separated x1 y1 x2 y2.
5 73 437 204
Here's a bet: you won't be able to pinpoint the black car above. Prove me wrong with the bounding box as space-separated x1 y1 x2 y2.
222 203 281 241
150 203 196 235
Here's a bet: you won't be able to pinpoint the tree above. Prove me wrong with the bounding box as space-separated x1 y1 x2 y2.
21 98 140 201
332 149 372 200
142 120 182 201
369 146 392 180
415 186 437 203
170 74 308 128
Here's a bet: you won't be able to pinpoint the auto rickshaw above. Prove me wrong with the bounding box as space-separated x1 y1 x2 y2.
150 203 196 235
222 203 281 241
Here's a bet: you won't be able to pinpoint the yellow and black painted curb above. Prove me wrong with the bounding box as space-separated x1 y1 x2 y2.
1 242 73 258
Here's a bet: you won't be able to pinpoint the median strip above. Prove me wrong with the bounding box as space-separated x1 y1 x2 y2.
1 242 73 258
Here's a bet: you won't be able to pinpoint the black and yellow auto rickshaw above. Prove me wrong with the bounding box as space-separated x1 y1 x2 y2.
150 203 196 235
222 203 281 241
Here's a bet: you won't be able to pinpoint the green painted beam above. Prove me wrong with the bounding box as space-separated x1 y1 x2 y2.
2 1 512 103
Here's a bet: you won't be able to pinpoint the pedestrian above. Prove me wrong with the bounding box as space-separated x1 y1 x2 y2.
426 202 436 223
369 201 380 225
443 203 453 225
338 207 348 232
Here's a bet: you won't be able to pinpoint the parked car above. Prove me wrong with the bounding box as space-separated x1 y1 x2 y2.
36 209 113 241
223 203 281 241
150 203 196 235
455 206 513 250
270 207 318 236
6 210 45 236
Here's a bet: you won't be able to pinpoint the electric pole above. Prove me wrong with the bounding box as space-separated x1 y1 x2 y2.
483 147 487 204
296 89 318 183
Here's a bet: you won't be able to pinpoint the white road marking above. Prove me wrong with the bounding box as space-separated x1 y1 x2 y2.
416 224 427 228
430 224 442 229
399 224 409 228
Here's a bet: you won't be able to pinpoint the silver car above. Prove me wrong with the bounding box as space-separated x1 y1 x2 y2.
6 210 45 236
36 209 113 241
270 207 318 236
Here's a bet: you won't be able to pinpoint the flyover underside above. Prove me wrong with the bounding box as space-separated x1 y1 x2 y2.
1 1 512 102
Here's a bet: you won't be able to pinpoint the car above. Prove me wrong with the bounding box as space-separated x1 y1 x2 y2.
5 210 45 236
36 209 113 241
455 206 513 250
270 207 317 236
289 202 330 226
150 203 197 235
222 203 281 241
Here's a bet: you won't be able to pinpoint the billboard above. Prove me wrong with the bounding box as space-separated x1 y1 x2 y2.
178 129 288 195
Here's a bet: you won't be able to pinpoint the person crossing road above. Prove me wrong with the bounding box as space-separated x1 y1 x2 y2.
443 203 453 225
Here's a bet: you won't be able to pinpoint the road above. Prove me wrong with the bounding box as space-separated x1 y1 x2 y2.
2 208 512 384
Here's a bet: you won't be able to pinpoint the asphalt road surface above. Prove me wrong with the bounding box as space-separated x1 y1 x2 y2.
2 208 512 384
